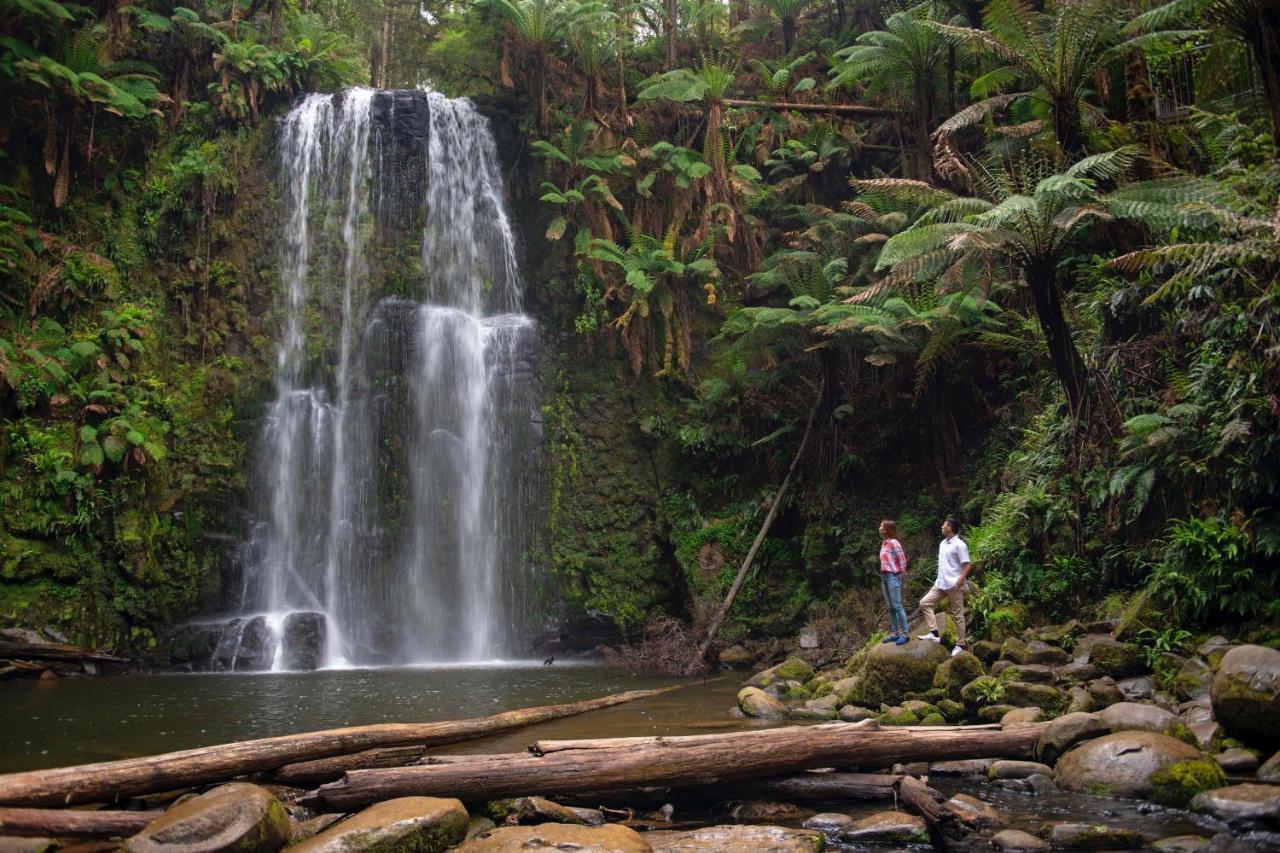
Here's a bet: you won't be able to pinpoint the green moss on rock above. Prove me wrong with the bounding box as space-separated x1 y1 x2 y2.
1150 758 1228 808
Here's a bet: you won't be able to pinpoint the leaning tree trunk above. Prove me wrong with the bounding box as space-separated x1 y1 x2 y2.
1026 259 1087 416
687 381 823 672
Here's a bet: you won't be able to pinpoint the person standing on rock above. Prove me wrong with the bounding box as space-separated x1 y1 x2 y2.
878 520 910 646
918 515 970 656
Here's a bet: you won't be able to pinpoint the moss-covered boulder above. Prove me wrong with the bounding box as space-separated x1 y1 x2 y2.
1098 702 1185 738
1045 823 1144 849
970 640 1002 665
851 639 950 706
979 704 1018 722
933 651 985 697
1210 644 1280 746
126 783 290 853
746 657 816 688
1054 731 1218 805
1190 783 1280 825
877 706 920 726
960 675 1004 708
985 603 1030 642
1173 657 1213 701
291 797 469 852
1086 677 1125 709
1002 681 1062 710
1087 638 1145 679
840 812 929 844
1027 619 1085 646
737 687 788 719
1001 638 1070 666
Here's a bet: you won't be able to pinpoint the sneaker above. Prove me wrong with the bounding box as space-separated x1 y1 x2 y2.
917 631 941 642
881 635 899 644
894 635 908 645
951 644 967 657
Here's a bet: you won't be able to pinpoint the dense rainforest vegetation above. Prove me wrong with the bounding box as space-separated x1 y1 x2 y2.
1 0 1278 662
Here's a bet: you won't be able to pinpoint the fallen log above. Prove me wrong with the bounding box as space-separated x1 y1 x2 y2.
0 808 161 838
896 774 945 838
0 685 682 807
722 98 896 117
273 745 430 786
0 641 128 665
303 720 1047 810
712 771 903 802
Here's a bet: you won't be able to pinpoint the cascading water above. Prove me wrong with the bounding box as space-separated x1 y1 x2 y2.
225 88 540 669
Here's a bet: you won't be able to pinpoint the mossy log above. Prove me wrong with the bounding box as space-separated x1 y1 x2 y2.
0 641 128 665
0 686 681 807
302 720 1046 811
0 807 161 837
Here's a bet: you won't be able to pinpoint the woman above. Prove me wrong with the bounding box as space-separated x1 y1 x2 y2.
879 519 909 645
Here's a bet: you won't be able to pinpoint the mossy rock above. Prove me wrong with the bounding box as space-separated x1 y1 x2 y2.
902 699 940 718
936 699 965 721
902 687 948 704
960 675 1004 708
1002 681 1063 710
970 640 1002 666
933 651 986 697
877 706 920 726
1211 645 1280 746
978 704 1018 723
745 656 816 688
780 683 813 701
1055 731 1207 804
1150 758 1228 808
1087 638 1145 679
985 603 1029 642
918 712 947 726
851 639 950 707
1112 589 1166 642
809 681 834 699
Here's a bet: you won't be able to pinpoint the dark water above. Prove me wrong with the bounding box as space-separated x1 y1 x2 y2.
0 664 756 772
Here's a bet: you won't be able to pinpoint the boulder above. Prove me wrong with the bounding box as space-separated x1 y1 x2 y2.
126 783 290 853
1098 702 1183 737
838 705 875 722
941 793 1004 829
1086 677 1125 709
1199 636 1234 668
991 828 1050 851
790 706 838 721
960 675 1003 707
1001 639 1071 666
1190 783 1280 824
992 661 1056 683
1087 638 1145 679
877 706 919 726
1211 645 1280 745
289 815 343 845
933 651 985 696
1215 747 1260 774
978 704 1018 723
510 796 604 826
465 818 496 841
737 687 788 719
718 645 755 669
1046 822 1143 849
1037 712 1110 764
746 657 816 688
853 640 950 706
1258 750 1280 782
457 825 651 853
989 760 1053 780
930 758 994 776
1118 676 1154 702
1054 731 1222 805
970 640 1002 665
1065 686 1092 714
802 693 843 712
1002 682 1062 709
280 611 326 671
291 797 468 852
1027 620 1085 646
803 812 853 838
1188 721 1223 751
1174 658 1214 701
1055 661 1102 683
901 699 940 717
729 801 813 822
840 811 928 844
645 825 821 852
826 675 860 705
1001 707 1044 727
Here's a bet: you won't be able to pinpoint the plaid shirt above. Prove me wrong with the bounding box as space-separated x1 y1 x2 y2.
879 538 908 574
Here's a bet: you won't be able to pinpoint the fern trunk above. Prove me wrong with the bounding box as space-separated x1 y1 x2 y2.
1026 259 1087 415
782 16 797 54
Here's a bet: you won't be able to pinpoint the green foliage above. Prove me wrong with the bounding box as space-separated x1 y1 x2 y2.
1149 515 1279 623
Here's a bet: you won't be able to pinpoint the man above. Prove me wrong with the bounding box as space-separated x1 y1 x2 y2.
917 515 970 656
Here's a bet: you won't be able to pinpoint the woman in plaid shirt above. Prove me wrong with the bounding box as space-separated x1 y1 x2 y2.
878 519 910 645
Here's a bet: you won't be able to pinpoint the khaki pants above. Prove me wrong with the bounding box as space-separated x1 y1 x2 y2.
920 585 966 644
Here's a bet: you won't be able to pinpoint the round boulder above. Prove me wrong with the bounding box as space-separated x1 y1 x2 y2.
1098 702 1183 737
854 640 950 706
737 686 788 719
1190 783 1280 824
933 650 985 696
1211 644 1280 746
456 824 652 852
840 811 929 844
1054 731 1222 806
1087 638 1145 679
1037 712 1110 764
126 783 289 853
643 825 821 851
291 797 468 852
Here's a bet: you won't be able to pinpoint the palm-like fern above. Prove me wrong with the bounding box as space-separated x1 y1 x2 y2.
861 148 1223 413
929 0 1126 156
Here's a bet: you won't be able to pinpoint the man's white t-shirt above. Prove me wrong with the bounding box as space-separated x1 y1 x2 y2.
936 535 971 590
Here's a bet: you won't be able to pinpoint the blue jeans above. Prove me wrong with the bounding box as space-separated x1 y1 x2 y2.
881 573 909 636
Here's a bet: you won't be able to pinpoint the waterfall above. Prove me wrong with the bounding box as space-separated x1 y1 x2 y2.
233 88 540 669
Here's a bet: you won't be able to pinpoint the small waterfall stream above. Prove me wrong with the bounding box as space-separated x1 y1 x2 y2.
223 88 539 669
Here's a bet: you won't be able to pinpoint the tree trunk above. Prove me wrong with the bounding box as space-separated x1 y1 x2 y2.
0 687 680 808
782 16 797 54
1026 259 1087 415
1245 3 1280 148
665 0 677 68
1051 95 1084 158
0 808 161 839
302 721 1045 811
268 0 283 44
380 3 394 87
688 381 823 672
720 99 894 116
616 0 630 125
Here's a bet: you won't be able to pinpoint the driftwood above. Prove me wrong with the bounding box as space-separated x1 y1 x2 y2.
0 807 161 838
273 745 430 786
896 774 945 838
0 686 681 807
303 720 1046 810
0 641 128 664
